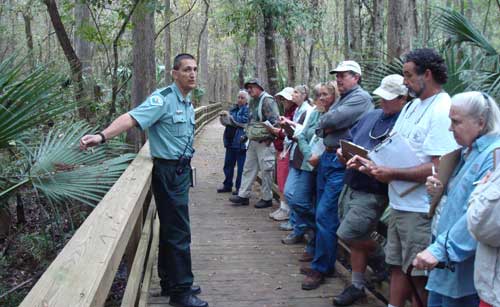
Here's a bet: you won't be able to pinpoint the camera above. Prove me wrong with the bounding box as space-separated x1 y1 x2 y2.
176 155 191 175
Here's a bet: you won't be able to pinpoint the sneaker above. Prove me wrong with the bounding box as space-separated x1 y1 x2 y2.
229 195 249 206
298 251 313 262
269 208 281 219
272 209 289 221
333 284 366 306
301 270 324 290
254 199 272 209
279 221 293 231
217 186 232 193
281 233 303 245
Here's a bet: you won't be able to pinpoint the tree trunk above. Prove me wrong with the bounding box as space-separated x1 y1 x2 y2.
262 8 278 95
238 32 251 88
44 0 89 120
164 0 172 85
369 0 384 61
128 0 156 152
74 1 92 76
255 30 269 91
423 0 430 43
343 0 351 58
285 37 296 86
387 0 413 61
197 0 209 105
74 0 93 121
22 11 35 70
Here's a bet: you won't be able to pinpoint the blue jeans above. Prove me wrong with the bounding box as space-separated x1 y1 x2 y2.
311 152 344 273
222 148 246 190
284 166 314 239
428 291 479 307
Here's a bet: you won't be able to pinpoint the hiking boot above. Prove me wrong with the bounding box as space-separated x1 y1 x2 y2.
229 195 249 206
301 270 324 290
281 233 303 245
333 284 366 306
298 251 313 262
300 265 336 277
272 209 290 221
254 199 272 209
279 221 293 231
169 294 208 307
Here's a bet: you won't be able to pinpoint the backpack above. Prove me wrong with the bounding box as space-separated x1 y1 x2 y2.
246 93 275 142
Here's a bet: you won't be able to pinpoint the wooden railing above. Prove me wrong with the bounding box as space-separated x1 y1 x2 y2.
20 102 223 307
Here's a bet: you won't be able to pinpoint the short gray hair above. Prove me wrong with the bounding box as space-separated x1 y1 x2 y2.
238 89 250 103
451 91 500 135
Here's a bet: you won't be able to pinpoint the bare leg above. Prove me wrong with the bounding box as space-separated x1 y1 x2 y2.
389 266 412 307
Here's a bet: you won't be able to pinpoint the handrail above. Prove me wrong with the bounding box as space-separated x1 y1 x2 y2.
20 102 223 307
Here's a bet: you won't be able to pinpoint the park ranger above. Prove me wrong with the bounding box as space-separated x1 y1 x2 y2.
80 53 208 307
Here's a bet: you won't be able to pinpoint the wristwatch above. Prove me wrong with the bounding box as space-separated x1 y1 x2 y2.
96 132 106 144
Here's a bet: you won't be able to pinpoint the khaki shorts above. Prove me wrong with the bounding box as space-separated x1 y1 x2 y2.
337 185 387 241
385 208 431 276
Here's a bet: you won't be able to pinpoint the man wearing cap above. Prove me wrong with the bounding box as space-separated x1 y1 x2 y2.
300 65 373 289
348 49 458 307
333 75 407 306
319 60 374 136
229 78 280 208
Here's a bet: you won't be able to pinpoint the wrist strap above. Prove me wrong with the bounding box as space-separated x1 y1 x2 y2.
97 132 106 144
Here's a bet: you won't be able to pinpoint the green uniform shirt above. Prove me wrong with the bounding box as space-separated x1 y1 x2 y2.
129 83 195 159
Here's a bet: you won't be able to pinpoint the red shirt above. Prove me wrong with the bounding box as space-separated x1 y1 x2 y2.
274 104 297 152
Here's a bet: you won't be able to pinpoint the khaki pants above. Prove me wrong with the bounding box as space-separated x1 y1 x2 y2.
238 140 275 201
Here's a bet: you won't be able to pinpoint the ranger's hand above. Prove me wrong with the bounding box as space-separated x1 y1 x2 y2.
80 134 102 150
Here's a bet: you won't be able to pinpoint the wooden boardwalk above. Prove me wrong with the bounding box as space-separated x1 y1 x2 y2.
147 120 384 307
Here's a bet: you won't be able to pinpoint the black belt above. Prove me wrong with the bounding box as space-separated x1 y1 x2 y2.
153 157 190 164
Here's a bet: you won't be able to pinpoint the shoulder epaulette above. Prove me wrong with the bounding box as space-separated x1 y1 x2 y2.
159 87 173 97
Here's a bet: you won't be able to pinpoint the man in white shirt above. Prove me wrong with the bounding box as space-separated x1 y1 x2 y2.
348 48 458 307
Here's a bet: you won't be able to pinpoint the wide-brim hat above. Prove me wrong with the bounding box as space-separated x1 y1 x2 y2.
329 60 362 76
373 74 408 100
244 78 265 91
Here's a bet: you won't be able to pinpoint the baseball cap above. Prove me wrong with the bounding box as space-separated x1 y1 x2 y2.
275 87 294 101
329 60 362 76
373 74 408 100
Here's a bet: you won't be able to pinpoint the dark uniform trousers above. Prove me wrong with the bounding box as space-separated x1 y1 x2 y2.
152 159 193 295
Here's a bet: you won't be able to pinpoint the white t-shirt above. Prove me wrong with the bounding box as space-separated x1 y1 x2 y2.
389 92 458 213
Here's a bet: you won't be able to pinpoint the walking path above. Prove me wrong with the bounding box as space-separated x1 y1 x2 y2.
147 120 384 307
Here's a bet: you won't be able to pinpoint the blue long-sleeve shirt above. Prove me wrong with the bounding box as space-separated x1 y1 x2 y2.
426 134 500 298
223 104 249 150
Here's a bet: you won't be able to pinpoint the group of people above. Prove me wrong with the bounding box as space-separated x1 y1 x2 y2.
219 48 500 307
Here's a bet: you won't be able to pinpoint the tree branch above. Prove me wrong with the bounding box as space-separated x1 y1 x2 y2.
155 0 198 41
86 4 112 76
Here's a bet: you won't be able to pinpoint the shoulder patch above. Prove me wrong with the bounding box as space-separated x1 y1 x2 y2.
149 94 164 106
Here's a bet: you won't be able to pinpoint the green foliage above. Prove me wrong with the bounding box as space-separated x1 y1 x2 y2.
0 56 73 148
18 232 52 263
0 57 135 207
363 8 500 101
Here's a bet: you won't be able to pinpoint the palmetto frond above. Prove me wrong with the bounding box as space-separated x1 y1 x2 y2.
0 57 73 148
25 122 135 206
436 8 497 57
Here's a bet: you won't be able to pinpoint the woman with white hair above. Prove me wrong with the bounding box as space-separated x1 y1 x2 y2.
413 92 500 307
217 90 250 195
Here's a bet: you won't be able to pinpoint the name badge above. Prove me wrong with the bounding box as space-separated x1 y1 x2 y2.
176 110 183 114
